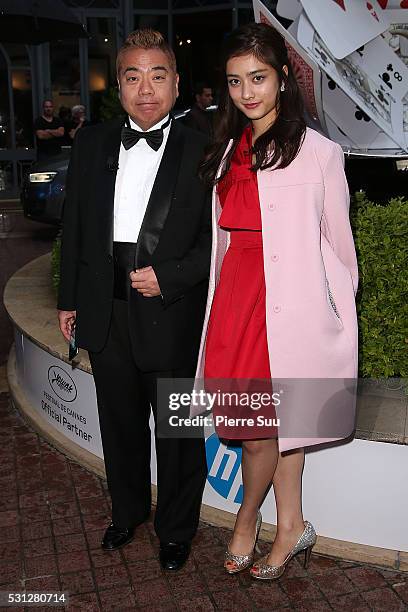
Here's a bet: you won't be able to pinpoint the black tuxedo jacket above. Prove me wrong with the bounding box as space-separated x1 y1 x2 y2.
57 116 211 372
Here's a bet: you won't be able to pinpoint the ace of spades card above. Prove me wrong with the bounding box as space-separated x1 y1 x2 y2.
297 11 408 150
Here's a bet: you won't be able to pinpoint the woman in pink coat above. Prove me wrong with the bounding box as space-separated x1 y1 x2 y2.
196 23 358 580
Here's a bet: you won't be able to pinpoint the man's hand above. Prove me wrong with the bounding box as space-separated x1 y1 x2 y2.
48 127 64 137
58 310 77 342
130 266 161 297
36 129 52 140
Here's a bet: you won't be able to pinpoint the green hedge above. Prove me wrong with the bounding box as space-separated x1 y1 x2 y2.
351 192 408 378
51 193 408 378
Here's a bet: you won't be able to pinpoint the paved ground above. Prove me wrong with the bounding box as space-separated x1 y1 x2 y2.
0 208 407 611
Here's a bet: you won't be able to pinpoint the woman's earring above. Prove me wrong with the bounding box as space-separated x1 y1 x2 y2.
280 82 285 92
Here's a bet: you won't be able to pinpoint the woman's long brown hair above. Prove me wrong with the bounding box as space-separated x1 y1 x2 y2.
199 22 306 186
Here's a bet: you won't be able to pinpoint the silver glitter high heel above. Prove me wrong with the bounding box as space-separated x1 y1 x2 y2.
250 521 316 580
224 510 262 574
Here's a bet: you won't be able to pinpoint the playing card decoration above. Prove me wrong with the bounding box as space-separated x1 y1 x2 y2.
253 0 408 155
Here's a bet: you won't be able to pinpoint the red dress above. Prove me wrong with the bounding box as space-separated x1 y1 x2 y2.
204 126 277 440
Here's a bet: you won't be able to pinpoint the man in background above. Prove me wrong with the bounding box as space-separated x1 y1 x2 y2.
183 82 214 135
34 100 64 160
68 105 91 141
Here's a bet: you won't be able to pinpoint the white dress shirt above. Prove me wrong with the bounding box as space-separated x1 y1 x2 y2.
113 114 171 243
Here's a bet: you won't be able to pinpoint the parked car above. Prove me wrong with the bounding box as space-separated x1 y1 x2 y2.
21 150 70 225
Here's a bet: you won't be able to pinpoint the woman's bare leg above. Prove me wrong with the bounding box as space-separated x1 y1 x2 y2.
226 438 278 570
252 448 305 571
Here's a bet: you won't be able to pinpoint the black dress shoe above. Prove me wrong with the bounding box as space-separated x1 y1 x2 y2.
101 522 135 551
159 541 191 571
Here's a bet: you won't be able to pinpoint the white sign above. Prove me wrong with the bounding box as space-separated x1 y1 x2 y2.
14 330 103 457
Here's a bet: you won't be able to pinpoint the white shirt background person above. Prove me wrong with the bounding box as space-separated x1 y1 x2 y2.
113 114 171 243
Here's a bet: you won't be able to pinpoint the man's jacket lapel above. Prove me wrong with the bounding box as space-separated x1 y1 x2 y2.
99 118 123 256
134 119 184 268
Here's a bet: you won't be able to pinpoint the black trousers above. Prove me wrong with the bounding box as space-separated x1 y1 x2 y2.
89 299 207 542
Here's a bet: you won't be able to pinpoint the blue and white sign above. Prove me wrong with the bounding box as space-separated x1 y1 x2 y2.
206 434 243 504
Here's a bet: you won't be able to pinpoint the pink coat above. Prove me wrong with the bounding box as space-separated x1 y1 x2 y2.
194 128 359 452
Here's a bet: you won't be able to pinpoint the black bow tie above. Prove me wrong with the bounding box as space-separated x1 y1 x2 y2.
121 116 171 151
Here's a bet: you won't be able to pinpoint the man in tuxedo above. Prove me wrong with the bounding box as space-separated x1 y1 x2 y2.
57 29 210 571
